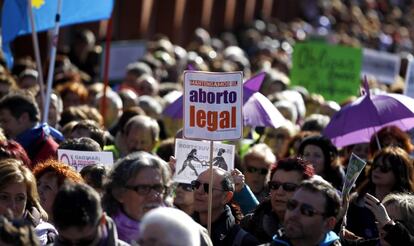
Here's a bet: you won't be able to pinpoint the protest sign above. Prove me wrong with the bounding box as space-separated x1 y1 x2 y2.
58 149 114 172
183 71 243 140
100 40 147 81
361 48 400 85
291 42 362 103
404 59 414 98
174 138 235 184
342 153 366 197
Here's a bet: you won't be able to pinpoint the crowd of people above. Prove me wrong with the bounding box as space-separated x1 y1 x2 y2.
0 0 413 245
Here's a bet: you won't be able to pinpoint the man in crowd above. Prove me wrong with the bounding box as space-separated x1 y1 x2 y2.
0 92 61 164
52 182 129 246
269 178 342 246
192 167 259 245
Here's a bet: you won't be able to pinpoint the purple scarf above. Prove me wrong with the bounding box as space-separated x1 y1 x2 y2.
112 210 140 244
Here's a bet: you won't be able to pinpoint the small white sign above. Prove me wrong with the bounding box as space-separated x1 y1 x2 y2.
174 138 235 184
183 71 243 140
57 149 114 172
404 59 414 98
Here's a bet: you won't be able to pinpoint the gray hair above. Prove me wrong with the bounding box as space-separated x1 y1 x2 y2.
382 193 414 232
102 151 171 215
139 207 200 246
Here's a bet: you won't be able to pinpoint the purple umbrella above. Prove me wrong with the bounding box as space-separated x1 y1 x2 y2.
323 90 414 148
162 72 286 128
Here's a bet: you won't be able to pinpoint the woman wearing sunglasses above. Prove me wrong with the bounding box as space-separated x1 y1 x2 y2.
102 151 172 244
240 157 314 243
346 147 414 241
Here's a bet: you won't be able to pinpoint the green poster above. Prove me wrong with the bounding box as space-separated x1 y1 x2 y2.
291 42 362 103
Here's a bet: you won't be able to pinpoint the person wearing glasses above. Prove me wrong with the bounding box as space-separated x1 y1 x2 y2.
102 151 172 244
241 158 314 243
242 143 276 202
173 182 195 216
265 178 342 246
191 167 259 245
345 146 414 241
53 182 129 246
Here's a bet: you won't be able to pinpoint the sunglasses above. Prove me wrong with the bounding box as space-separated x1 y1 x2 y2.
268 181 298 192
373 164 392 173
286 199 325 217
125 184 166 195
246 166 269 175
177 183 193 192
191 180 227 193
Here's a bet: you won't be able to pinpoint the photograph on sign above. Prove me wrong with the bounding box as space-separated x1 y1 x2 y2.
183 71 243 140
361 48 400 85
342 153 366 197
173 138 235 184
58 149 114 172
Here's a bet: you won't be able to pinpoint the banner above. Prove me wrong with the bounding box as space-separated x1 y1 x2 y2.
174 138 235 183
2 0 114 67
361 48 400 85
57 149 114 172
183 71 243 140
291 42 362 103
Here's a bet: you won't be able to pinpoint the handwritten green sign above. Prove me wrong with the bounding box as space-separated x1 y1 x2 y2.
291 42 362 103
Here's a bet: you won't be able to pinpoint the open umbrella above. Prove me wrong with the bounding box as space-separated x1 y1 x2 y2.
162 72 286 128
323 88 414 148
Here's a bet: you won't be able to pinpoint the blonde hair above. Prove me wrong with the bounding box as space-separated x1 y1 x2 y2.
244 143 276 166
0 159 48 220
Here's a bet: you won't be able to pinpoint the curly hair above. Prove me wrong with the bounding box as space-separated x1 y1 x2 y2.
32 159 84 188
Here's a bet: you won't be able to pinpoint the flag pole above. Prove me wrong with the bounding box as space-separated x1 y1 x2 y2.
42 0 62 124
101 17 113 125
207 140 214 235
27 0 45 108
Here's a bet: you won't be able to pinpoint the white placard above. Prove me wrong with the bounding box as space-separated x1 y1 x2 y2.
57 149 114 172
174 138 235 184
404 59 414 98
361 48 400 84
100 41 147 81
183 71 243 140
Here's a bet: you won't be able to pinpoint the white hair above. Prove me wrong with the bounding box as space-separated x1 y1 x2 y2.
140 207 200 246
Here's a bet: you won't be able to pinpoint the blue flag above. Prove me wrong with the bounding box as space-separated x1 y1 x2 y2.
2 0 114 68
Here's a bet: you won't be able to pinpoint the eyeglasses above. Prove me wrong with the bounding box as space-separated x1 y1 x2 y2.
286 199 325 217
177 183 193 192
246 166 269 175
268 181 298 192
191 180 227 194
373 164 392 173
125 184 166 195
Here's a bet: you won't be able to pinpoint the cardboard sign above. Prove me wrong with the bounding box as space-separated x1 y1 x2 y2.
291 42 362 103
342 153 366 197
100 41 147 81
183 71 243 140
58 149 114 172
361 48 400 85
404 59 414 98
174 138 235 184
